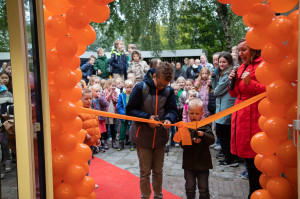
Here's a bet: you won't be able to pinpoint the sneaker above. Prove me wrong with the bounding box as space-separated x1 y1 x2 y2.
130 143 135 151
242 172 248 179
5 160 12 173
238 170 247 177
214 145 221 151
95 184 99 189
1 173 4 179
216 151 224 159
99 146 105 153
174 143 180 147
219 159 239 167
210 143 217 148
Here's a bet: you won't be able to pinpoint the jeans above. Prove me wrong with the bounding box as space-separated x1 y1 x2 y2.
136 145 165 199
184 169 209 199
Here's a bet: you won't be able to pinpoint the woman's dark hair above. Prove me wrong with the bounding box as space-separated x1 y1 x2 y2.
218 52 233 78
238 38 261 64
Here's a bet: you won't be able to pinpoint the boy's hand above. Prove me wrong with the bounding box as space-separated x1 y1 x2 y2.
148 115 160 128
197 131 204 137
163 120 171 129
98 69 102 75
193 137 201 143
96 139 101 147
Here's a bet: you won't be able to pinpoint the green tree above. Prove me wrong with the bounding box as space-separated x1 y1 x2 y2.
0 0 9 52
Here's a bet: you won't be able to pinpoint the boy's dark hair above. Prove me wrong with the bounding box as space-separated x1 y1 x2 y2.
82 88 91 96
150 58 159 68
89 55 96 60
156 62 174 82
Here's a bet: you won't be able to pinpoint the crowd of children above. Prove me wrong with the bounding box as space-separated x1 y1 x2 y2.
78 40 247 198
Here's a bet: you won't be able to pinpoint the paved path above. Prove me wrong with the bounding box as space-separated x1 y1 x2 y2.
94 142 249 199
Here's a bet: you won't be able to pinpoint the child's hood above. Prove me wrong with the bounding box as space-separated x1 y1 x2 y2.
130 50 143 62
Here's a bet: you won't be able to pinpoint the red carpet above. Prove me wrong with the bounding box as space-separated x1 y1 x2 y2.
89 156 182 199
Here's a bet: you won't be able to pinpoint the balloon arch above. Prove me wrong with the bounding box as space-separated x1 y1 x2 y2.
44 0 299 198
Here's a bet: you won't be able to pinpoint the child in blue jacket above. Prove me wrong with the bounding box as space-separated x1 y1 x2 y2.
80 55 96 84
109 40 128 80
117 79 134 151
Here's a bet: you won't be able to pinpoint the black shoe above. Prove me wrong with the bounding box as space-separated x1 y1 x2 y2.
118 141 125 151
125 135 130 145
218 158 226 163
216 151 224 159
219 159 239 167
103 141 109 150
112 139 118 149
130 142 135 151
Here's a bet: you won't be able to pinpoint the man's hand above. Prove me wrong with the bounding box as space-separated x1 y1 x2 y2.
148 115 160 128
163 120 171 129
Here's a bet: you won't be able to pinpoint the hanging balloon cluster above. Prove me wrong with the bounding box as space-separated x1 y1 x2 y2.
44 0 112 198
218 0 298 198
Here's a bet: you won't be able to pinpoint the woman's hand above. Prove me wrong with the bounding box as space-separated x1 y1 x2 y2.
241 69 251 85
228 69 236 81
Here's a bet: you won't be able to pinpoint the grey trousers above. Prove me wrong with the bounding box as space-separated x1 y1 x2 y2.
136 145 165 199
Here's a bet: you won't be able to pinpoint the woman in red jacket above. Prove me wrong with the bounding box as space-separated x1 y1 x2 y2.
228 38 266 198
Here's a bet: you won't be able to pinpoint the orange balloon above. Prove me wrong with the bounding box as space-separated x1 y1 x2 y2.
288 10 299 31
259 173 271 189
286 32 299 57
53 175 63 188
258 98 286 119
45 15 69 39
77 44 87 56
254 154 264 172
266 80 294 105
246 27 269 50
71 143 92 163
267 177 293 199
78 129 87 143
62 116 83 133
48 84 61 106
51 118 63 138
69 25 97 46
75 100 83 107
45 33 57 51
268 0 299 13
76 197 88 199
250 132 278 156
276 140 297 167
284 101 297 123
88 192 96 199
284 167 297 184
52 150 69 176
84 2 110 23
92 0 114 5
263 117 288 141
64 164 86 184
58 133 77 152
255 61 281 85
43 6 51 21
56 36 78 58
73 68 83 82
250 189 272 199
261 42 287 63
247 3 274 27
68 0 90 6
61 55 81 70
54 182 76 199
230 0 255 16
75 176 95 196
53 101 78 122
53 68 78 90
217 0 231 3
258 116 267 130
66 8 90 29
279 56 298 83
60 85 82 103
243 15 252 27
44 0 68 15
47 50 62 72
267 17 293 43
261 155 285 176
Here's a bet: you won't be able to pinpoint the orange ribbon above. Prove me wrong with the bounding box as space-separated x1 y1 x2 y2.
78 92 266 145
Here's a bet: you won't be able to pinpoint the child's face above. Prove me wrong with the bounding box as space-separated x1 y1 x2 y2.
200 56 206 64
0 74 9 85
201 71 209 80
185 81 193 91
173 86 179 96
92 88 101 98
188 105 203 122
189 59 194 65
118 42 124 50
89 58 95 65
213 55 219 68
219 57 229 71
133 54 140 62
117 81 124 89
82 93 92 108
125 84 133 94
195 60 200 66
128 47 135 53
176 63 181 70
184 59 188 65
178 80 185 89
110 83 116 91
98 51 105 57
93 79 100 86
188 93 196 101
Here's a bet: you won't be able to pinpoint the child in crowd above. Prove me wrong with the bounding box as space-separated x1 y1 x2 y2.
168 83 180 149
109 40 128 80
194 67 211 119
182 58 189 72
78 88 101 188
88 75 100 88
149 58 161 68
0 71 12 93
176 76 186 122
232 46 238 54
182 89 197 123
127 50 149 83
102 79 118 149
127 73 136 84
117 79 134 151
78 79 87 89
94 48 110 79
178 78 194 110
80 55 96 84
100 79 106 91
181 98 214 199
127 44 137 62
231 52 239 67
115 77 124 96
91 84 109 152
174 62 186 81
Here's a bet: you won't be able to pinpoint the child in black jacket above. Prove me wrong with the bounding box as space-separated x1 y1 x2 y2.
181 98 215 199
